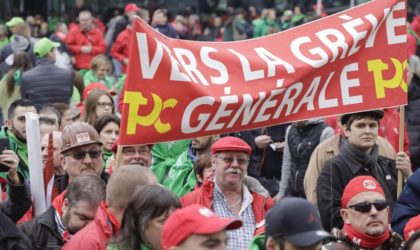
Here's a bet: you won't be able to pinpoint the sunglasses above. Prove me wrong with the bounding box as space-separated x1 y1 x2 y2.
347 200 388 213
65 150 102 160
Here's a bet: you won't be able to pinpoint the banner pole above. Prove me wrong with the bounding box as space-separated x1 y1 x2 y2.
115 145 123 171
397 106 405 197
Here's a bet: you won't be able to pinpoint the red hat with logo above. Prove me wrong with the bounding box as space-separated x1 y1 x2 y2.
341 176 385 208
125 3 140 13
404 215 420 240
161 205 242 249
211 136 252 155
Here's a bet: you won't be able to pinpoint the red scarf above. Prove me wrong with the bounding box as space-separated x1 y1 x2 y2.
343 223 390 249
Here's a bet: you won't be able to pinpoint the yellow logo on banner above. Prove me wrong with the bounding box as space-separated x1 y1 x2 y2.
123 91 177 134
367 58 408 99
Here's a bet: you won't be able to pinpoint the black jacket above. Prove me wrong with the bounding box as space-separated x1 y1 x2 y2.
317 142 397 232
20 58 73 109
0 210 32 250
406 74 420 169
18 206 62 250
1 173 32 222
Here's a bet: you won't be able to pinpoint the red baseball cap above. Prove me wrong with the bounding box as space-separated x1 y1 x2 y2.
341 176 385 208
404 215 420 240
82 82 116 100
125 3 140 13
211 136 252 155
161 205 242 249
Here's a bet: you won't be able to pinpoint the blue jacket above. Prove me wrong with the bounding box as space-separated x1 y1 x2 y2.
391 169 420 235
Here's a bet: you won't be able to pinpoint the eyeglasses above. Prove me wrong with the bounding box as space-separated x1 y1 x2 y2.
65 150 102 160
347 200 388 213
217 155 249 165
122 146 150 156
97 102 113 108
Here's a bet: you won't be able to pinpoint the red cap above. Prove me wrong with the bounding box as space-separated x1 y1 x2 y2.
82 83 116 100
110 138 153 153
341 176 385 208
404 215 420 240
125 3 140 13
161 205 242 249
211 136 252 155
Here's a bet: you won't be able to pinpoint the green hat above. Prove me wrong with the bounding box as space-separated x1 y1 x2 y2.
6 17 24 27
34 38 60 57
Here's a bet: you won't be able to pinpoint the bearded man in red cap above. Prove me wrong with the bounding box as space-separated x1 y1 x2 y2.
323 176 403 249
181 136 273 249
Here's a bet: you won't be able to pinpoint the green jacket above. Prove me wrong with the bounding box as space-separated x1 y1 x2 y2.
162 149 198 197
0 127 30 180
249 234 266 250
83 70 115 90
151 140 195 197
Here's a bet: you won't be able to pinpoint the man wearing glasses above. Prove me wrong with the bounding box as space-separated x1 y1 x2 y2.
323 176 403 249
316 110 412 232
55 121 108 194
181 136 273 249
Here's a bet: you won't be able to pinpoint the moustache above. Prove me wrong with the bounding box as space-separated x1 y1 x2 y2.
226 168 242 175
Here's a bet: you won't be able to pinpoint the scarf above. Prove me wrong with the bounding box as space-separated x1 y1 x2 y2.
343 223 389 249
341 140 395 207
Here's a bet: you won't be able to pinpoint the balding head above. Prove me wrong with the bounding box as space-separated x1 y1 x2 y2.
106 165 157 211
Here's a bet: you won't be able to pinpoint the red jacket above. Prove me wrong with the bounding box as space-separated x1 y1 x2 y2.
62 202 120 250
181 179 273 235
110 28 132 74
380 108 409 155
66 26 106 69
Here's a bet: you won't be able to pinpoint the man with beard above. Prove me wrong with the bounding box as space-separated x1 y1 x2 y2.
19 175 106 249
181 136 273 249
0 99 37 180
154 135 218 197
323 176 404 249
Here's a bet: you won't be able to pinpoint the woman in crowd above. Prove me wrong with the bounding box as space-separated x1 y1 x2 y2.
107 184 181 250
82 88 115 126
94 114 120 166
83 54 115 90
0 51 32 119
193 152 215 187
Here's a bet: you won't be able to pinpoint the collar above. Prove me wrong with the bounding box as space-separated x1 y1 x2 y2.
214 181 253 215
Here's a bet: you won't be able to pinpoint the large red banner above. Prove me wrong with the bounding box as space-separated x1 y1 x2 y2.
120 0 408 145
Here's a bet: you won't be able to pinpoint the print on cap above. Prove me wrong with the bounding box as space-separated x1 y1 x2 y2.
76 133 91 143
363 179 377 189
199 207 214 217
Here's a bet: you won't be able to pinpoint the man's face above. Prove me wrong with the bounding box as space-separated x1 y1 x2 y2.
41 133 62 171
344 117 379 153
153 12 167 25
61 144 103 179
213 151 248 188
6 106 37 142
121 145 152 167
79 13 93 31
62 199 97 234
176 230 228 250
191 136 214 153
341 192 389 236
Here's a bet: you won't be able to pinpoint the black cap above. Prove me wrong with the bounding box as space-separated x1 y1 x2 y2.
266 197 331 247
340 109 384 126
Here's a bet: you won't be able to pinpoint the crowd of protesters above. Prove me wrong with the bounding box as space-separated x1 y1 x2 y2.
0 1 419 250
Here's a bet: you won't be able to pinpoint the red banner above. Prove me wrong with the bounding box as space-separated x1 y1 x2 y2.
120 0 408 145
